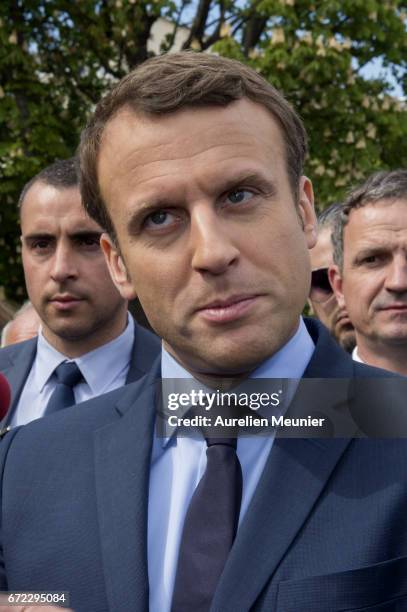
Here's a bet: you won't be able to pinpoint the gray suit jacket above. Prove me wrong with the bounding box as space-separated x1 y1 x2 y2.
0 317 160 427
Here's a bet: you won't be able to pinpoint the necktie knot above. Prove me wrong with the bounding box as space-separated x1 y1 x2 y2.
205 437 237 449
54 362 83 387
44 362 84 416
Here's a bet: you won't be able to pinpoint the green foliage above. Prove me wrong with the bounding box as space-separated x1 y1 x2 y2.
213 0 407 208
1 0 406 300
0 0 173 300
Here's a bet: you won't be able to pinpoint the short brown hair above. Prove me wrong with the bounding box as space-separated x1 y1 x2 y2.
79 51 308 240
19 157 78 213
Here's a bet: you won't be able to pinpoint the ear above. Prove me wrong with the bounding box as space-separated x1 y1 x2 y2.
297 176 317 249
100 233 137 301
328 265 346 308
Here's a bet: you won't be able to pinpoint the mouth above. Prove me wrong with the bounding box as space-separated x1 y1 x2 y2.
49 295 84 311
196 294 262 324
379 305 407 313
336 313 352 327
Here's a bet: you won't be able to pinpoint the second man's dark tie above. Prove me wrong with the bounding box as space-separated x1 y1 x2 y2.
45 362 84 416
171 437 243 612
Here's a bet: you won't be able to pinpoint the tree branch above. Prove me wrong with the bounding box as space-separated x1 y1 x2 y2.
182 0 213 48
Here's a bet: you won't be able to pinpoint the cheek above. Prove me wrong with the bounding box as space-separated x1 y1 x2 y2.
24 274 46 310
136 272 177 310
94 260 115 281
346 274 377 308
22 253 33 280
310 303 324 320
22 260 42 291
240 215 310 283
127 247 183 297
319 299 337 318
91 263 123 295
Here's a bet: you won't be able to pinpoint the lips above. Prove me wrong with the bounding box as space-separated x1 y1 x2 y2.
378 305 407 313
49 294 84 310
196 294 262 324
336 312 352 327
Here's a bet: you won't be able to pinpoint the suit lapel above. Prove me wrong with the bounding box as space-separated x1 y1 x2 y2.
212 436 353 611
1 338 36 426
212 320 357 611
94 368 158 612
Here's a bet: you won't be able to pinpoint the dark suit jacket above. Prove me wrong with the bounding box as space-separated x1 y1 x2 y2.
0 318 160 427
0 319 406 612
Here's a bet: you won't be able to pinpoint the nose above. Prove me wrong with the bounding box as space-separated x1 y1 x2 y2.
50 242 77 282
384 255 407 294
190 207 239 275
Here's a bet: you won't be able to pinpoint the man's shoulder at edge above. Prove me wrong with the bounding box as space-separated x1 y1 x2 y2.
0 337 37 366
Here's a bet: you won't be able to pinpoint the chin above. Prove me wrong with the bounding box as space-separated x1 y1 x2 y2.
200 341 277 376
381 329 407 345
48 323 90 341
338 332 356 354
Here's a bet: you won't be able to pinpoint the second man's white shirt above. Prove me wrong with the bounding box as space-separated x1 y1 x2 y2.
11 315 135 427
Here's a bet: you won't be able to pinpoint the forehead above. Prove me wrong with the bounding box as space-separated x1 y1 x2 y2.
310 228 333 269
20 182 102 233
97 99 288 211
344 199 407 251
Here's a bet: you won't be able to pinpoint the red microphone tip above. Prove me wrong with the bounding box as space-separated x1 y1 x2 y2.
0 373 11 421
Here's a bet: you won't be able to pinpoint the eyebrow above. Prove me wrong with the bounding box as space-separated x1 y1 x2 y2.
354 244 390 255
125 170 277 235
23 230 102 242
352 245 389 261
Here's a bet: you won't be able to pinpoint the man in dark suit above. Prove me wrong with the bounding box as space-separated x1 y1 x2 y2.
0 52 406 612
0 158 159 428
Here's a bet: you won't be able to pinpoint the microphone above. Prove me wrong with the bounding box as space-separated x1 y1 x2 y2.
0 373 11 422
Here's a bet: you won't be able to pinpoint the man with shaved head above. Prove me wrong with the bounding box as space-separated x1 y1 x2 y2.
0 158 159 428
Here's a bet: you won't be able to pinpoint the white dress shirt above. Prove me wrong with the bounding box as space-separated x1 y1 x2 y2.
352 346 364 363
11 315 135 427
148 317 315 612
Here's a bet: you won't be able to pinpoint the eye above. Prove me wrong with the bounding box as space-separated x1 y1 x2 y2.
144 210 176 229
78 237 100 249
226 189 254 205
360 253 385 266
31 239 52 251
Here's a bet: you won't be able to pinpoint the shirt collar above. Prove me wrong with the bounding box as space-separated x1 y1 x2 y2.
249 317 314 379
352 346 364 363
159 317 315 447
35 332 70 392
75 315 134 394
34 314 134 394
